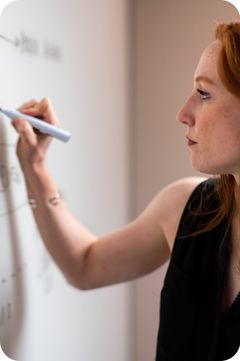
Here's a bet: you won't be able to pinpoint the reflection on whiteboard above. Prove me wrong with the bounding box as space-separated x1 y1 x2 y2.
0 1 133 360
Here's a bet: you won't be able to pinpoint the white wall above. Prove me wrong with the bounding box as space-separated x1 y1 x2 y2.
133 1 238 360
0 1 135 360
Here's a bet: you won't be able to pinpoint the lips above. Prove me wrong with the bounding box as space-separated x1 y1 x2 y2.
186 136 197 145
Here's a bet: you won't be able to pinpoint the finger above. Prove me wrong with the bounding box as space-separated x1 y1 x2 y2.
11 120 17 131
38 97 60 126
19 98 60 126
18 99 37 110
12 118 38 147
12 119 42 136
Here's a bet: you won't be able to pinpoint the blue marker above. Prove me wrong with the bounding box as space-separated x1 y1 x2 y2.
0 108 71 142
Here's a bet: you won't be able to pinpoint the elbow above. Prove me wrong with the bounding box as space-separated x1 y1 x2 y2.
63 243 98 290
64 268 94 291
68 279 93 291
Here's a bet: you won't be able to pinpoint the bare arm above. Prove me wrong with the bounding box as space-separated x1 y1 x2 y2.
12 98 206 290
21 162 171 289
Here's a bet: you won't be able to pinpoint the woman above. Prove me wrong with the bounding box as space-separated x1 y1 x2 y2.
12 22 240 360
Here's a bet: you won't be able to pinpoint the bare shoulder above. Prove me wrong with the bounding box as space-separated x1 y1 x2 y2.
161 176 207 251
141 176 208 252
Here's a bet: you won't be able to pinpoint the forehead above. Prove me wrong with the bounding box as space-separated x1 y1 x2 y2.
194 40 222 83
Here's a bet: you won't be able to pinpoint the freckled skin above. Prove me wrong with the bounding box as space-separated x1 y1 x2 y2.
177 40 240 176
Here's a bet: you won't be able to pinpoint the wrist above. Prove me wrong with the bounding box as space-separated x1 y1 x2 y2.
22 162 59 200
29 191 62 208
21 160 47 178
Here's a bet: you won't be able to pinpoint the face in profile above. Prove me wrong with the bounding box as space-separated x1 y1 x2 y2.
177 40 240 176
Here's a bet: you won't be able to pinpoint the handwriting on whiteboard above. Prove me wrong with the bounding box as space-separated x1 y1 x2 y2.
0 165 21 193
0 32 62 62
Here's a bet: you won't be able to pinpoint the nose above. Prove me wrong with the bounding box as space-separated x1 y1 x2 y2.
176 96 195 127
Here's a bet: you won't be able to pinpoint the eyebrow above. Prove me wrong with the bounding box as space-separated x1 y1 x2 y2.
194 76 216 86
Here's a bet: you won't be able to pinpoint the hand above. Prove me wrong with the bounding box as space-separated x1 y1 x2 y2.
12 98 60 170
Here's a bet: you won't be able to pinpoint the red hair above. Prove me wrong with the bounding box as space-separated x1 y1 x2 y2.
189 22 240 237
215 22 240 97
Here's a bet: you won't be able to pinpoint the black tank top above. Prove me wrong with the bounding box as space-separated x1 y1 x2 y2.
156 178 240 361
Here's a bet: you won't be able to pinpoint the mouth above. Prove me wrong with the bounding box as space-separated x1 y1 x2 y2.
186 136 198 146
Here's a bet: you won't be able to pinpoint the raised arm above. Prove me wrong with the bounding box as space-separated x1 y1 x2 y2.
12 98 206 290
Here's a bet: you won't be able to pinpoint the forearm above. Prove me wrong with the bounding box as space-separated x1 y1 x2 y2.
23 163 97 288
12 99 166 291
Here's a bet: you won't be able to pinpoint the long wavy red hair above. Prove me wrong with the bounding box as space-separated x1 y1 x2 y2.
190 22 240 237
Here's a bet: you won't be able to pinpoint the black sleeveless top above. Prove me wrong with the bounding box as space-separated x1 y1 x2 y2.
156 178 240 361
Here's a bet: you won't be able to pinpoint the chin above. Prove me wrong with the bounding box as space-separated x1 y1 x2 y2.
190 154 240 175
192 163 237 176
191 161 227 176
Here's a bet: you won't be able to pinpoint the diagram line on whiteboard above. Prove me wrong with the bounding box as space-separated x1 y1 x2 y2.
0 201 28 217
0 33 18 47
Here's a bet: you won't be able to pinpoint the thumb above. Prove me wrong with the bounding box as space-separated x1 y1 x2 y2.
12 118 37 147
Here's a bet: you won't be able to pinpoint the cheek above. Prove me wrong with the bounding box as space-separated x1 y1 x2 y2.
192 103 240 173
221 107 240 142
200 104 240 134
203 109 240 153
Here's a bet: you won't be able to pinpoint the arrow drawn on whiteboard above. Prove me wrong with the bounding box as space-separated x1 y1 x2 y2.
0 344 16 361
223 0 240 15
0 33 18 46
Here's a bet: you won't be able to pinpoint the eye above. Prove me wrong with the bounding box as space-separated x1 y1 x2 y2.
197 89 210 100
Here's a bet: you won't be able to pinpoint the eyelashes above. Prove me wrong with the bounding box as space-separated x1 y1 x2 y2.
197 89 210 100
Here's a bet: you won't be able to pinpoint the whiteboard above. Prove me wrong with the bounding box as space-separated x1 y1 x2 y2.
0 1 134 360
